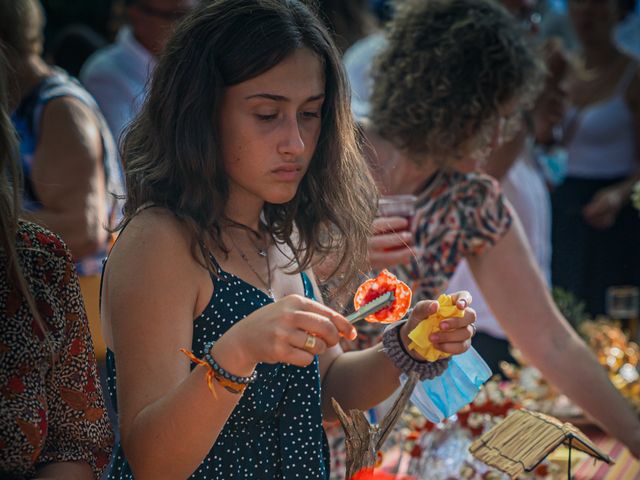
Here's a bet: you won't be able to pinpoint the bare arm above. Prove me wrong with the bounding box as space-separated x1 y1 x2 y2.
81 69 133 144
36 462 94 480
102 211 253 479
27 97 108 258
468 215 640 457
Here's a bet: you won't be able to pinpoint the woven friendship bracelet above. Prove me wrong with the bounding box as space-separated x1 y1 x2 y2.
179 349 219 398
203 340 257 393
382 322 450 381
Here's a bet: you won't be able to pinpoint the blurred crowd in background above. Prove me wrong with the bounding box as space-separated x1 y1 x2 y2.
25 0 638 361
2 0 640 478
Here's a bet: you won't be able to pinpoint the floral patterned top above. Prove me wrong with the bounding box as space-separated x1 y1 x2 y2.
0 222 113 479
395 169 513 302
344 169 512 351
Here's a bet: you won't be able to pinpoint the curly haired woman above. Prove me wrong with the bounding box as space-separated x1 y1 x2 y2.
364 0 640 458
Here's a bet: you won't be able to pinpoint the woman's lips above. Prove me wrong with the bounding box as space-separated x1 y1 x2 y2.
271 165 302 181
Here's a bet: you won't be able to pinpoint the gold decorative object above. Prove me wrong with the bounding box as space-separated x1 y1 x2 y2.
580 319 640 414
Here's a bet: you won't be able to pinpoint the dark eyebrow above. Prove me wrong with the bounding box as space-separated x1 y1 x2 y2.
244 93 325 102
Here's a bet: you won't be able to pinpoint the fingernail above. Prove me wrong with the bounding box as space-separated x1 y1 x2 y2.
350 328 357 340
430 334 439 342
458 300 467 309
440 322 450 330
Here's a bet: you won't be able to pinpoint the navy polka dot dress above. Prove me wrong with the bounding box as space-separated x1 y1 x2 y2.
106 268 330 479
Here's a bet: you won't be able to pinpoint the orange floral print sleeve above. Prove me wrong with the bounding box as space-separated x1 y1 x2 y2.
0 222 113 479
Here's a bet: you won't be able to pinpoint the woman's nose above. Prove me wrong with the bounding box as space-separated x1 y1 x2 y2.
277 118 305 157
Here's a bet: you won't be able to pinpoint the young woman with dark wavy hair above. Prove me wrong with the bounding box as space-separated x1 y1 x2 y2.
100 1 476 478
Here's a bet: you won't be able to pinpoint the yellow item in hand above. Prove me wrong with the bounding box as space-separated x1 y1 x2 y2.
408 294 464 362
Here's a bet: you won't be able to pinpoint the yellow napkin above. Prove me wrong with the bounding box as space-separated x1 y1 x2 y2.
408 294 464 361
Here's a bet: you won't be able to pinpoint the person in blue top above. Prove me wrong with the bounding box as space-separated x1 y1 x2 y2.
0 0 125 278
99 1 477 478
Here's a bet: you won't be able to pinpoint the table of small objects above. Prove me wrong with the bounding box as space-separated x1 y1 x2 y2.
376 421 639 479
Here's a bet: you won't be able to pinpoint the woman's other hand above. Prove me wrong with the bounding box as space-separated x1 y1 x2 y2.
368 216 419 270
399 291 475 359
582 185 625 229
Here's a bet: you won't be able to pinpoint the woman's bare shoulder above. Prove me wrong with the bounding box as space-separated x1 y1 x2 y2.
101 208 213 340
105 208 204 288
116 208 191 250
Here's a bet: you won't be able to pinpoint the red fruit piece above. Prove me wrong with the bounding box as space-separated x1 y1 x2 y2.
353 270 411 323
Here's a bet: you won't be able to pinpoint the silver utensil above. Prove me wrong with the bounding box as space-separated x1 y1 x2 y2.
346 291 395 324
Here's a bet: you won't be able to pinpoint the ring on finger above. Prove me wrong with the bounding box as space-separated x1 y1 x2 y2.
303 333 317 352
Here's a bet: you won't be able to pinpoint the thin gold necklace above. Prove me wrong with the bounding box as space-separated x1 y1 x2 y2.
231 228 274 299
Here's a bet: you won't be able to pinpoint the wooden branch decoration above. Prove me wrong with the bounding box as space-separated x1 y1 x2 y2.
331 372 420 479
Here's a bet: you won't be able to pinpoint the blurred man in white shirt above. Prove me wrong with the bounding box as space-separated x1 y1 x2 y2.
81 0 198 145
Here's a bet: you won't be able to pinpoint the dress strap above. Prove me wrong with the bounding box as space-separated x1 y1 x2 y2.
301 271 315 300
206 250 222 274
